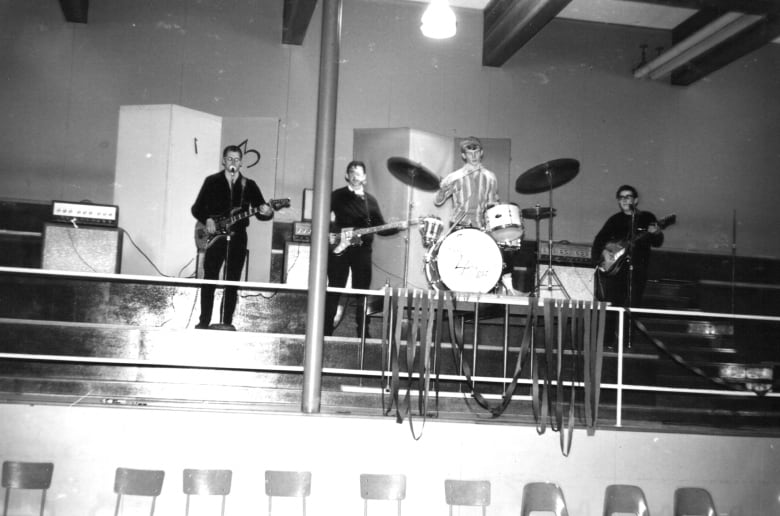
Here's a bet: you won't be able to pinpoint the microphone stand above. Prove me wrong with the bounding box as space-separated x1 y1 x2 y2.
625 208 636 349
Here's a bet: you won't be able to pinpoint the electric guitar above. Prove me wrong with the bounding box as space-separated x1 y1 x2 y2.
330 219 419 255
597 214 676 276
195 198 290 251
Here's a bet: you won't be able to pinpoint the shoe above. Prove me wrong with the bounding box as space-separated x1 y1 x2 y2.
195 322 210 330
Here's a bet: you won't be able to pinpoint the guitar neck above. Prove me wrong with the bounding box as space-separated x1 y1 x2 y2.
351 220 410 237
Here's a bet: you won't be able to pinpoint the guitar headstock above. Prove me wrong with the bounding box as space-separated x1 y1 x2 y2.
271 198 291 211
660 214 677 229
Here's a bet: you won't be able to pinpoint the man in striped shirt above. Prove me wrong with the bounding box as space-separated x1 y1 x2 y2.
435 136 498 228
434 136 521 295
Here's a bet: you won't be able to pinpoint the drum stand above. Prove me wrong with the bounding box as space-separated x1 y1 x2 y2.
535 171 569 299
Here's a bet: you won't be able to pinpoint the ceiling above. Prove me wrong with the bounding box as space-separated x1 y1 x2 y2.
56 0 780 86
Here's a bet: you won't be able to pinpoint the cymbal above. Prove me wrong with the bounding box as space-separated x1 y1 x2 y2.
386 157 440 191
521 206 556 220
515 158 580 194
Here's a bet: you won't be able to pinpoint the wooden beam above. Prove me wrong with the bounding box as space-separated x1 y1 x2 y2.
483 0 573 67
671 12 780 85
58 0 88 23
615 0 780 16
283 0 318 46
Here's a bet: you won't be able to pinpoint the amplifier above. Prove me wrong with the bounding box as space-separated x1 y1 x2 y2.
42 223 122 273
538 241 592 265
51 200 119 227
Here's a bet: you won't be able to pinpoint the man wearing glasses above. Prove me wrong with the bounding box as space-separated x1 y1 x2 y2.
191 144 273 330
592 184 663 307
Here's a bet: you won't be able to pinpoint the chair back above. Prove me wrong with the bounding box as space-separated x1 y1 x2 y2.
445 479 490 516
265 471 311 516
674 487 717 516
360 474 405 516
521 482 569 516
183 469 232 516
113 467 165 516
2 461 54 516
603 484 650 516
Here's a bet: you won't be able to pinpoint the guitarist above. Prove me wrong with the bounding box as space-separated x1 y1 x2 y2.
191 145 273 330
591 184 664 308
324 161 398 337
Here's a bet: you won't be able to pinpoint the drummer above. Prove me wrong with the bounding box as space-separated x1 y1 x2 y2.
435 136 521 295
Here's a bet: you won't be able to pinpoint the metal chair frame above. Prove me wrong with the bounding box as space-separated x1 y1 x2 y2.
265 470 311 516
360 473 406 516
114 467 165 516
445 479 491 516
2 461 54 516
183 468 232 516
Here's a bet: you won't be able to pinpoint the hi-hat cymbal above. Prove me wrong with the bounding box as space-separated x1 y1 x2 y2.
386 157 440 191
521 206 556 220
515 158 580 194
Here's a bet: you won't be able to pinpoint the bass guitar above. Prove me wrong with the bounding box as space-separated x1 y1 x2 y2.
330 219 420 255
597 213 676 276
195 198 290 251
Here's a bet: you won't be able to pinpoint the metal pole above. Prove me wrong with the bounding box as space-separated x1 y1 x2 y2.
302 0 342 414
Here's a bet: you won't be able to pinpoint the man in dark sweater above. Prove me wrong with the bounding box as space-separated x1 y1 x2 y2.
592 184 664 307
324 160 396 337
191 145 273 330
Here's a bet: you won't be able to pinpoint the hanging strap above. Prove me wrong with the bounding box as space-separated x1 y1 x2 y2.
442 292 536 418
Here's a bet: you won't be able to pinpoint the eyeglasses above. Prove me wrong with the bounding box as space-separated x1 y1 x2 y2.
463 144 481 151
224 157 241 163
618 194 635 200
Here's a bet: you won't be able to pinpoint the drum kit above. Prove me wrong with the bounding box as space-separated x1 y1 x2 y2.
386 156 580 296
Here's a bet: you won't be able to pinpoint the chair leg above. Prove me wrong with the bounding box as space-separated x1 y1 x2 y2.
3 488 10 516
39 490 47 516
114 494 122 516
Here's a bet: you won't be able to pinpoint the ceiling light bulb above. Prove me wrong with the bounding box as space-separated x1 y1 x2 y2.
421 0 456 39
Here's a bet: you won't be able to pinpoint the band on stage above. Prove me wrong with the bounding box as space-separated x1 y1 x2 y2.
192 140 668 331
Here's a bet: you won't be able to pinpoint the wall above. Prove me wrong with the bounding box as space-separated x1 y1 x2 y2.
1 0 779 268
0 403 778 515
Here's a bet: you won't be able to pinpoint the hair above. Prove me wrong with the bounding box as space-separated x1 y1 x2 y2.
459 136 483 153
346 160 366 174
615 184 638 198
222 145 243 159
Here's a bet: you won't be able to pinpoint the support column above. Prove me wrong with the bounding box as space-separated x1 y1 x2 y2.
302 0 342 413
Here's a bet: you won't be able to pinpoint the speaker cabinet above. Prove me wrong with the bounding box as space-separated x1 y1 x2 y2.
537 265 595 301
42 223 122 273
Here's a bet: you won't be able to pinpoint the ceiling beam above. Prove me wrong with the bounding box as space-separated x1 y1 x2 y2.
58 0 88 23
616 0 780 16
671 12 780 85
482 0 573 67
283 0 318 45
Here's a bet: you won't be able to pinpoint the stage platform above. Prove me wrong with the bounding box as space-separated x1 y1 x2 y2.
1 266 779 437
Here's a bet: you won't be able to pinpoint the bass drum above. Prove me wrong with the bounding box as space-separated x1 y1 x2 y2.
424 228 503 293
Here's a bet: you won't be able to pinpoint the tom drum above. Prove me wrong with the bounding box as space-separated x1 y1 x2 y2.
484 203 524 243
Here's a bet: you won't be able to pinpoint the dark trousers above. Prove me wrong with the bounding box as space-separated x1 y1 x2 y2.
324 244 372 336
199 232 247 326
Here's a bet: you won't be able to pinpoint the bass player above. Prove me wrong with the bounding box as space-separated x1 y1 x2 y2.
324 160 398 337
191 144 273 330
591 184 664 307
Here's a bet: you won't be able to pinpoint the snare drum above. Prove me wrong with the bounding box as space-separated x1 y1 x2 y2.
419 216 443 248
484 203 524 243
424 228 503 293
